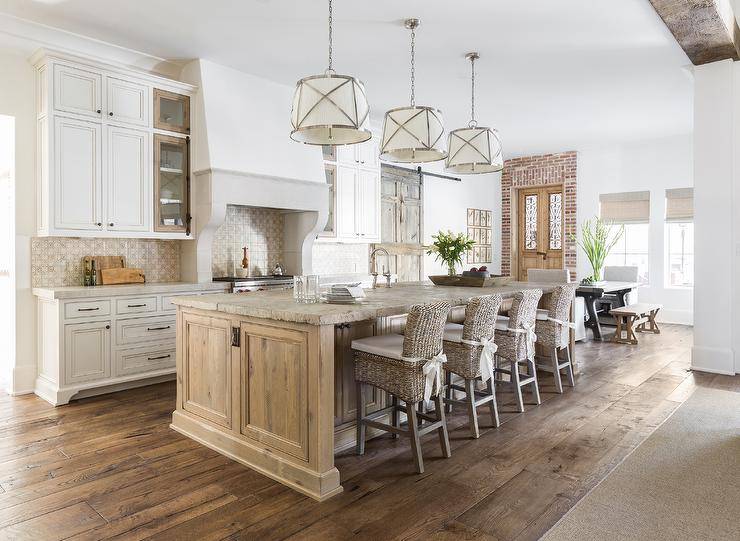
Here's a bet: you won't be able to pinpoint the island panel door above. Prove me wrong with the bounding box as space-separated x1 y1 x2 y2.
240 323 309 462
517 185 564 280
180 312 232 428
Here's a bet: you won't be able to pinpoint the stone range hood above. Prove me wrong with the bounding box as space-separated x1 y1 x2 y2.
178 59 328 283
181 168 328 283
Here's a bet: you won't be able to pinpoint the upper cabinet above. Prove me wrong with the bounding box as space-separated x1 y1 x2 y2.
34 50 195 239
320 137 381 243
154 89 190 134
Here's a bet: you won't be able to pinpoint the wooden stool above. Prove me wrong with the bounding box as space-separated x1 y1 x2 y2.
352 300 452 474
610 303 662 345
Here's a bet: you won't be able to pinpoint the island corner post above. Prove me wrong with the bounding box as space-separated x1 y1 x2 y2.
168 283 574 501
171 306 342 501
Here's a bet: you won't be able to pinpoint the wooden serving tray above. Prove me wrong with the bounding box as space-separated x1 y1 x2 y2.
82 255 125 284
429 275 512 288
100 268 146 285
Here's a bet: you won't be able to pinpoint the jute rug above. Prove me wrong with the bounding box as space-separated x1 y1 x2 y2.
542 386 740 541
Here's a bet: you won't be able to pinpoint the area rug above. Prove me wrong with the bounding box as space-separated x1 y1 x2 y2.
542 387 740 540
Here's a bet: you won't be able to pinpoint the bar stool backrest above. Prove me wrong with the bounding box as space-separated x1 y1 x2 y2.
402 300 452 359
463 294 503 342
507 289 542 331
544 284 577 347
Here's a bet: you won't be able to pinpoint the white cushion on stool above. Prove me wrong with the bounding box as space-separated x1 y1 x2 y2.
351 334 405 361
443 322 463 343
536 309 549 320
495 315 510 331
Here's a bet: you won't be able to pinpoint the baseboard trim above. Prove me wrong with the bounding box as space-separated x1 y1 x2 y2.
11 364 37 395
691 345 735 375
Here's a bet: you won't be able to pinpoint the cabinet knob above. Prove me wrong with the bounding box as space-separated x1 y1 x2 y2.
96 222 102 227
96 109 101 114
108 222 114 227
105 325 110 329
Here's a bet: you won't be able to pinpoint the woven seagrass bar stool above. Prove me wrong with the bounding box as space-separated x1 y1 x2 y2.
352 300 452 473
494 288 543 413
442 294 503 439
535 284 578 394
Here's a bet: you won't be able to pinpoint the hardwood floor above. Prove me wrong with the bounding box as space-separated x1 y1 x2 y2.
0 324 737 540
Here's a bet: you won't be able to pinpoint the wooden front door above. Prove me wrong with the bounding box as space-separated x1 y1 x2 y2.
517 185 564 281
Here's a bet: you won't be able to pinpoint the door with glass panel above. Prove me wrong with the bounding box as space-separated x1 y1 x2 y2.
517 185 564 281
154 134 189 234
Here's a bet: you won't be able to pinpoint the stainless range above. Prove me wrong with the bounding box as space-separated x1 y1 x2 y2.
213 275 294 293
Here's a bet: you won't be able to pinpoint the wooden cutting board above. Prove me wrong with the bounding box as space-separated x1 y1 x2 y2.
82 255 125 284
100 268 146 285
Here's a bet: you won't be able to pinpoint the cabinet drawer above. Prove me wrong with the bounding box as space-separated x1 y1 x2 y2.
64 300 111 320
115 344 175 377
116 315 176 346
115 296 157 315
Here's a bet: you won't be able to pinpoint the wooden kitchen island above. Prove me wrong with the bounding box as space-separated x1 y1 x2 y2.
170 281 561 501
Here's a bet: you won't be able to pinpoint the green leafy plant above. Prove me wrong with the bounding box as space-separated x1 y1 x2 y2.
427 230 476 276
576 217 624 282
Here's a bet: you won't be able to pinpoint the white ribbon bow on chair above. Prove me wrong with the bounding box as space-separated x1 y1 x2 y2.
421 351 447 402
461 337 498 382
547 316 576 329
509 322 537 359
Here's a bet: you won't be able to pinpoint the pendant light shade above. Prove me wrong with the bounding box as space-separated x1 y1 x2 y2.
290 0 371 146
445 52 503 173
380 19 447 163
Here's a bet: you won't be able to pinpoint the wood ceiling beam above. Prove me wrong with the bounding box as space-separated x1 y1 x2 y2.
648 0 740 64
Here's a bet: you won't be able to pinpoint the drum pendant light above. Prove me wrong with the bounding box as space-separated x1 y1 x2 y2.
290 0 371 145
380 18 447 163
445 52 503 174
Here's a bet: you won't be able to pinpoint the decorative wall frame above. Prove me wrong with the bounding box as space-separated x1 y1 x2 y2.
467 208 492 264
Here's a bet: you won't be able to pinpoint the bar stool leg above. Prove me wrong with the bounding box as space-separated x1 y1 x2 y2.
433 394 451 458
407 405 424 473
465 378 480 439
565 345 575 387
444 370 453 413
356 382 366 455
391 394 399 439
486 378 500 428
528 358 542 405
551 347 563 394
511 361 525 413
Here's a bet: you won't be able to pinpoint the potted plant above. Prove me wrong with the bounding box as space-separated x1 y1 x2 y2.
576 217 624 283
427 230 475 276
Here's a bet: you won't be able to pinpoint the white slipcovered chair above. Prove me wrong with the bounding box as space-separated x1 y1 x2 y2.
527 269 586 342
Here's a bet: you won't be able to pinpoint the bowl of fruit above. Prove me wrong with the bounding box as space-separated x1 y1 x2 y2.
462 266 491 278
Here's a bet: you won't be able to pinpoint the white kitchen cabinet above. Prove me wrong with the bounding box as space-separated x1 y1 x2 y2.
106 77 149 127
64 320 111 384
324 137 381 243
54 116 103 231
53 64 102 119
106 125 150 232
35 49 195 239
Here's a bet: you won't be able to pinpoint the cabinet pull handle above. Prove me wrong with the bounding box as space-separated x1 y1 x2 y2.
147 354 171 361
78 307 100 312
146 325 171 331
127 304 147 308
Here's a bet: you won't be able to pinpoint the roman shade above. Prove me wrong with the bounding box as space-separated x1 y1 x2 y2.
599 191 650 223
665 187 693 222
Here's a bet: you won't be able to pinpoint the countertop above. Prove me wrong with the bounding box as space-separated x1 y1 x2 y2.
172 281 558 326
33 281 230 300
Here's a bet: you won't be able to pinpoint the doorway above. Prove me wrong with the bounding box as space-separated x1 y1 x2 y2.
516 184 564 280
0 115 14 391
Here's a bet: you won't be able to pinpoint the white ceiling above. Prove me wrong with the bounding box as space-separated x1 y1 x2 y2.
0 0 693 157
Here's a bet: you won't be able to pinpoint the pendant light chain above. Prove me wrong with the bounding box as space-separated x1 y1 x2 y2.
410 25 416 107
327 0 333 72
470 55 477 127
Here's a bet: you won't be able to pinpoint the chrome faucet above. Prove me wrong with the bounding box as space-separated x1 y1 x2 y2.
369 247 392 289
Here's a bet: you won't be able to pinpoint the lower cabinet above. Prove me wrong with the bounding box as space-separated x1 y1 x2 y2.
64 320 111 384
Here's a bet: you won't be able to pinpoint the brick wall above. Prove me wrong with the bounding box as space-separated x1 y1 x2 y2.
501 151 578 280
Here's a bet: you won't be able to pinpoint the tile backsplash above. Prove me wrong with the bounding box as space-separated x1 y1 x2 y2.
31 237 180 287
312 243 369 275
212 205 284 277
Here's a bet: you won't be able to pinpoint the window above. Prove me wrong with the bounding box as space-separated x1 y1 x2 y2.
604 223 649 284
666 222 693 287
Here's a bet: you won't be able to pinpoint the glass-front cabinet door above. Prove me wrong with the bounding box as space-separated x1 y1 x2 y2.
154 134 189 234
153 89 190 134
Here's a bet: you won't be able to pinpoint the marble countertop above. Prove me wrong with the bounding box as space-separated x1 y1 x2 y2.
33 281 230 300
172 281 558 326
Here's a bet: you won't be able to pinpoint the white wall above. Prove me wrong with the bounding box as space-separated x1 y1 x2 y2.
577 135 694 325
0 50 36 394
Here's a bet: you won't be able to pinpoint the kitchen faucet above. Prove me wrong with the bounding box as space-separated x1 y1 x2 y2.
369 247 392 289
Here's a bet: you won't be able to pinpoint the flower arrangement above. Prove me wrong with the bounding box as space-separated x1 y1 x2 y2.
576 217 624 282
427 230 476 276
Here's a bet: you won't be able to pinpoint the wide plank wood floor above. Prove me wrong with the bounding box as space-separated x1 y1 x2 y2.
1 324 738 540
